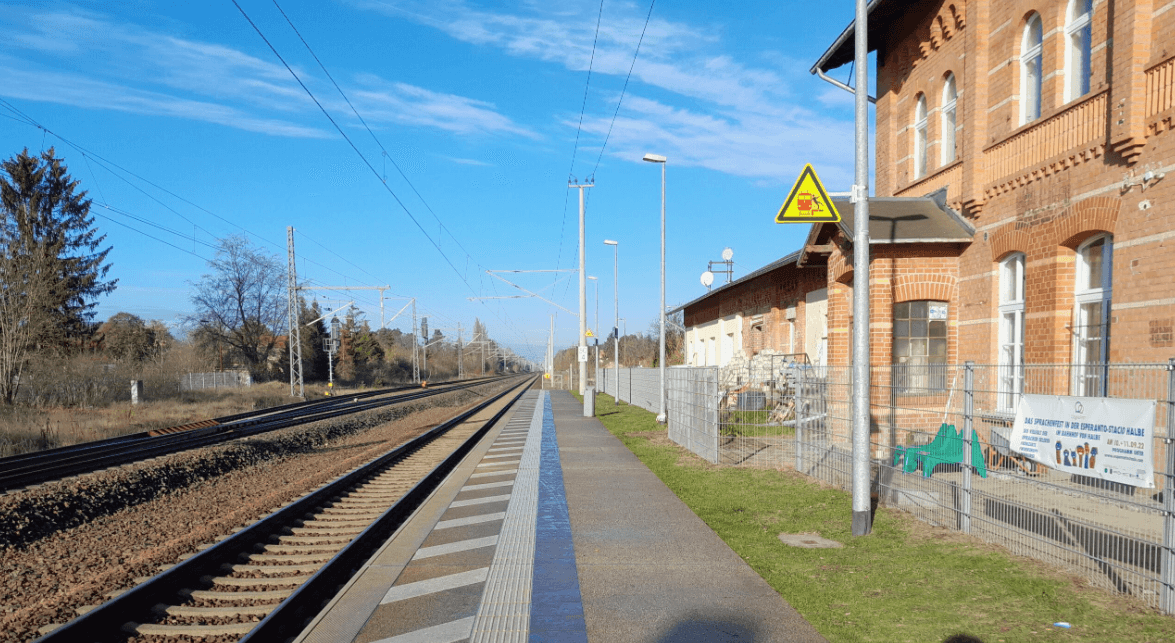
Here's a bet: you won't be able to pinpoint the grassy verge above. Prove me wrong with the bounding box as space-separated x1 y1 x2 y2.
585 391 1174 643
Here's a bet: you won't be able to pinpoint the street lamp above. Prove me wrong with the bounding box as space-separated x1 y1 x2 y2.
643 152 667 423
604 239 618 406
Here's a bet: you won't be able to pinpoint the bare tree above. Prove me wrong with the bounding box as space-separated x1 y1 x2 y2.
187 235 286 379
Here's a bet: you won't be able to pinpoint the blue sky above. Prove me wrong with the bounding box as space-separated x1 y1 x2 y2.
0 0 870 364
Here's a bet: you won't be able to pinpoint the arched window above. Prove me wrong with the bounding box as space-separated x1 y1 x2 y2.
1020 14 1043 125
941 73 957 165
914 94 928 178
998 253 1025 409
1074 235 1112 396
1065 0 1093 102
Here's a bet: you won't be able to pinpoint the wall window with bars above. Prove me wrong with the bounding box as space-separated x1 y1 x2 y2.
1073 235 1112 396
1021 13 1044 125
1065 0 1093 102
893 300 948 393
941 73 957 166
998 254 1025 410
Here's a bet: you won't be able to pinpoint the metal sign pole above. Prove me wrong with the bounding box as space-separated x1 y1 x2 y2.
850 0 873 536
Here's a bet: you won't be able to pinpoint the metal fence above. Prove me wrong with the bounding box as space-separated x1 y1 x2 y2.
782 362 1174 613
181 371 252 391
599 367 662 415
667 367 720 464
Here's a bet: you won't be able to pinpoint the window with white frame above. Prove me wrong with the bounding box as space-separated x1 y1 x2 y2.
1020 14 1044 125
941 73 957 166
1073 235 1112 396
998 253 1026 410
893 300 949 393
914 95 928 178
1065 0 1093 102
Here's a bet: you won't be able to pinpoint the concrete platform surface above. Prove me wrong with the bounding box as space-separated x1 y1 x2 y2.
552 390 826 643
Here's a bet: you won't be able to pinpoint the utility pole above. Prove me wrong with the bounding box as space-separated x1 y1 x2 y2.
421 316 429 379
411 300 419 383
457 322 464 379
851 0 873 537
569 180 593 397
286 227 304 398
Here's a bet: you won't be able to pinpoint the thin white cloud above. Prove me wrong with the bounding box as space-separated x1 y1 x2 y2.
574 95 854 187
351 76 540 139
350 0 801 116
350 0 856 184
0 7 534 140
446 156 494 166
0 58 330 138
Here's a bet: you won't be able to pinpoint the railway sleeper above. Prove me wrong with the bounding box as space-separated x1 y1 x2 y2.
125 621 259 637
187 587 293 602
206 573 314 587
154 602 274 618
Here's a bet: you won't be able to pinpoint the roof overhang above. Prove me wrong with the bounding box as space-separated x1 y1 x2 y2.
810 0 907 73
803 193 974 255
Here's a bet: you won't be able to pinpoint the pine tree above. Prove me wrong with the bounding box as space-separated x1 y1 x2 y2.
0 148 115 403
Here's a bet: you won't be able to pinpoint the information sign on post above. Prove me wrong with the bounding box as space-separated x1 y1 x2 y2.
578 346 588 363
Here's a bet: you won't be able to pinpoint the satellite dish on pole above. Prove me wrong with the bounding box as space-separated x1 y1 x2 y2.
701 271 715 288
722 247 734 261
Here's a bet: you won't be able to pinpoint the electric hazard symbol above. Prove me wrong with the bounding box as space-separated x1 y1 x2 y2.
775 164 841 223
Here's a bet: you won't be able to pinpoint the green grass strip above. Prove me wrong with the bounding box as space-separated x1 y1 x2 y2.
584 392 1174 643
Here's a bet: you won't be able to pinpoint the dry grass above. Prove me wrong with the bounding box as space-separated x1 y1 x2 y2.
0 381 316 457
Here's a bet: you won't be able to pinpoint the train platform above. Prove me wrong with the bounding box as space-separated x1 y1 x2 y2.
295 389 825 643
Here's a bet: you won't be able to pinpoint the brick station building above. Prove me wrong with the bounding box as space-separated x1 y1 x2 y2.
678 0 1175 453
683 0 1174 396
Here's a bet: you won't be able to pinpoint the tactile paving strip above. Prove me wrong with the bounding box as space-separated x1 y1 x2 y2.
467 391 546 642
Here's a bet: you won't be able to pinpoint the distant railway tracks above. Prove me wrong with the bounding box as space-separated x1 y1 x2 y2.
0 377 502 494
30 375 535 642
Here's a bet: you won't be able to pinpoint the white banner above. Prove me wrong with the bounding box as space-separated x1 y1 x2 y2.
1011 394 1157 488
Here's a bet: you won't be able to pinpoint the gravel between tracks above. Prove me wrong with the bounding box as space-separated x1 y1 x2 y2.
0 379 519 643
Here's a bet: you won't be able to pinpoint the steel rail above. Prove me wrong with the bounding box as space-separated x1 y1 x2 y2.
0 376 503 492
32 375 535 643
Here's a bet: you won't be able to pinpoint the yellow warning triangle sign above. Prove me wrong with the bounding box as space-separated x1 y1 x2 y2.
586 329 594 338
775 164 841 223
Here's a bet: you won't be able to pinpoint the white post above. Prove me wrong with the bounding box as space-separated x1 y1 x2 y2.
570 182 592 397
642 154 668 422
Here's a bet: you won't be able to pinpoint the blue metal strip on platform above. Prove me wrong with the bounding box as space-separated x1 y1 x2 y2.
530 392 588 642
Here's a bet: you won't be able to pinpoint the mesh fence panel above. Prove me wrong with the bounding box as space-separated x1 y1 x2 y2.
600 367 662 414
667 367 720 464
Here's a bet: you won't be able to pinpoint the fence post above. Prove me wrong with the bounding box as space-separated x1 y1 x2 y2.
961 362 974 534
710 368 719 465
1162 357 1175 614
795 367 804 473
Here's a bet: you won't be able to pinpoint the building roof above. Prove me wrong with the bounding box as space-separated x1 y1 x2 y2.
671 250 803 315
810 0 904 73
831 194 974 243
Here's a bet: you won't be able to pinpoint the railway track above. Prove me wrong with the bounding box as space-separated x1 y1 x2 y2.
32 375 536 643
0 376 502 493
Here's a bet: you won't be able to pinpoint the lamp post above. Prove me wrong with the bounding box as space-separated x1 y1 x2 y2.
604 239 618 405
643 153 667 423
